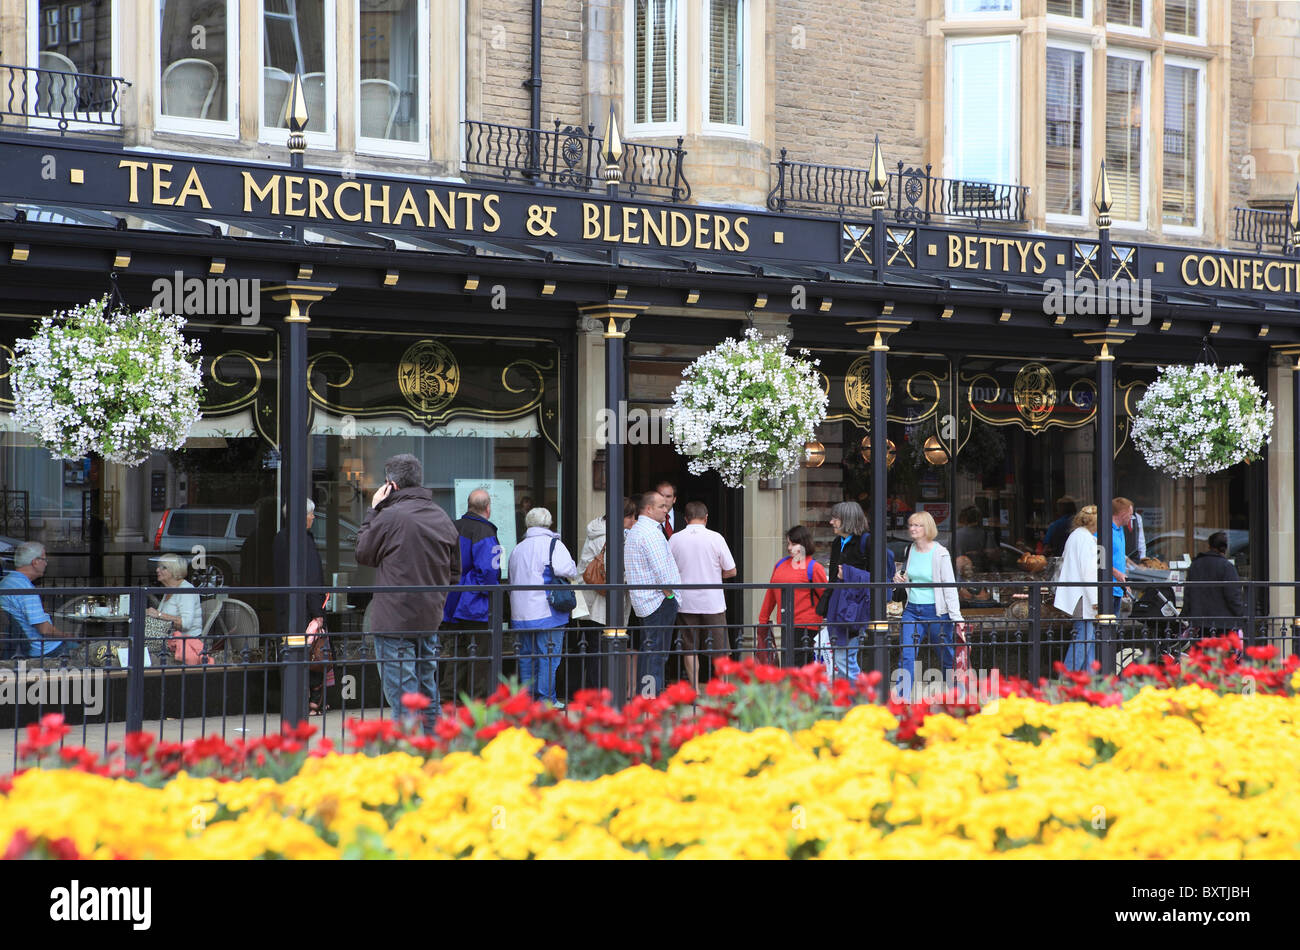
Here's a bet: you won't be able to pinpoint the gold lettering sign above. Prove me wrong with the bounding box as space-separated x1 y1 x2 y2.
1180 253 1300 293
843 357 892 420
398 340 461 418
947 234 1048 275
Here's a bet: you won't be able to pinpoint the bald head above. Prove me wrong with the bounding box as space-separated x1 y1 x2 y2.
467 489 491 516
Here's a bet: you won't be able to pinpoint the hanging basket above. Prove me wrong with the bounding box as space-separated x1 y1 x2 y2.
1131 363 1273 478
666 329 828 488
10 297 204 466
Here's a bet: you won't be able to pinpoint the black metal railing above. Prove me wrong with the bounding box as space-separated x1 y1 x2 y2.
0 62 131 132
462 118 691 202
768 150 1030 225
1232 205 1290 254
1 577 1295 764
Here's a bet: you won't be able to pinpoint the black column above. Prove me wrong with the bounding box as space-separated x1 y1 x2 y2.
871 334 888 630
604 319 626 644
283 309 309 727
1293 359 1300 604
1096 347 1116 629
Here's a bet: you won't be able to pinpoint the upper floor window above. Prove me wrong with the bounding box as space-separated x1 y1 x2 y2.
1164 0 1202 40
1163 59 1203 231
157 0 238 136
1105 51 1148 226
704 0 745 130
260 0 335 146
947 0 1018 18
1107 0 1147 32
946 36 1018 186
1046 0 1087 17
27 0 118 124
630 0 683 130
356 0 427 155
1046 43 1089 220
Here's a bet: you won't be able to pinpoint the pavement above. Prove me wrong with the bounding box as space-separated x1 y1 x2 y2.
0 704 393 774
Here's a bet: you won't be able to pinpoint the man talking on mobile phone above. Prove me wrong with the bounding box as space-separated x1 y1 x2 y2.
356 454 460 732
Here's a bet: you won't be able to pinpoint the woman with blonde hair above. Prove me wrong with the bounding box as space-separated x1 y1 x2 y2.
894 510 963 698
148 554 206 664
1053 504 1100 672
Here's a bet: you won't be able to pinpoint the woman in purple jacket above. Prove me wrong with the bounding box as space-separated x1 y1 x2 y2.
507 507 577 706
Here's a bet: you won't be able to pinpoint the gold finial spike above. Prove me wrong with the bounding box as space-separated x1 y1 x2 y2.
1094 159 1113 226
602 106 624 165
1290 183 1300 233
868 135 888 208
284 73 310 135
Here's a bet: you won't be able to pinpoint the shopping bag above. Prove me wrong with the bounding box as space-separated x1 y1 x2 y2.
953 622 970 674
813 624 835 670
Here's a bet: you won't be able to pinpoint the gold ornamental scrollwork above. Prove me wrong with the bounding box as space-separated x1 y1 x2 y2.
0 344 14 410
843 356 892 419
398 340 461 418
1012 362 1058 431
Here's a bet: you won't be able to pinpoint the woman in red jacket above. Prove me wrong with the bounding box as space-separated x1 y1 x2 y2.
757 526 828 664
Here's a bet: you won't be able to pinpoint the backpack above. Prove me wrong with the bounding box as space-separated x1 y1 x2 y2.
777 556 816 583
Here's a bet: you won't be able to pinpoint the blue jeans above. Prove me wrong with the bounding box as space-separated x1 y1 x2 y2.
638 597 678 698
829 632 861 681
516 627 564 703
897 601 953 696
1064 619 1096 673
374 634 440 731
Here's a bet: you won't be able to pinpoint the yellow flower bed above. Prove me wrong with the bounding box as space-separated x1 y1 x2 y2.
5 685 1300 859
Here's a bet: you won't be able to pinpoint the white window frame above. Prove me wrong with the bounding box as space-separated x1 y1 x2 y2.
1161 56 1205 236
1163 0 1205 44
258 0 337 151
154 0 240 139
1106 0 1149 37
26 0 121 131
1045 0 1090 25
1045 40 1091 226
700 0 748 136
624 0 687 136
944 34 1020 187
355 0 429 158
1105 48 1150 229
945 0 1020 21
67 5 82 43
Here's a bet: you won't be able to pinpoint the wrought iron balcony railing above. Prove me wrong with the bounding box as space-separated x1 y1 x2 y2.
767 150 1030 226
0 62 131 133
463 119 690 202
1232 205 1290 254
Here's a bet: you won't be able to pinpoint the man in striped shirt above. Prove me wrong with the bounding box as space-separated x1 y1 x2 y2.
624 490 681 698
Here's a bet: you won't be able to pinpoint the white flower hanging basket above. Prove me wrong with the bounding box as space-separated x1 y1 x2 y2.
10 297 204 466
1130 363 1273 478
666 328 828 488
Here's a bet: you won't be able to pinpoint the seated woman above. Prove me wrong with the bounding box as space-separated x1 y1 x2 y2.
148 554 207 664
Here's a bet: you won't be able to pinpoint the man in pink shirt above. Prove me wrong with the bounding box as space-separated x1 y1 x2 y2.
668 501 737 690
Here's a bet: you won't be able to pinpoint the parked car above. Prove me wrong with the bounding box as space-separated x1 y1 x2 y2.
1145 530 1250 566
0 534 18 574
153 506 364 586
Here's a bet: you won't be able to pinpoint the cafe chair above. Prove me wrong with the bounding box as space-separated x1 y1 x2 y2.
0 607 30 661
301 71 327 132
263 66 292 126
359 78 401 139
161 58 219 119
36 51 79 117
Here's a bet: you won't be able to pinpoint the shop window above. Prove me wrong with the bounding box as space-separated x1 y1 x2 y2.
1105 52 1147 225
1165 0 1201 40
1046 44 1088 219
157 0 237 135
628 0 683 131
1162 60 1202 232
946 36 1019 186
1107 0 1146 31
704 0 745 130
356 0 427 155
260 0 335 144
28 0 118 122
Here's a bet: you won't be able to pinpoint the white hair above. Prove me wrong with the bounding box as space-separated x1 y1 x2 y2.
525 507 553 529
157 553 189 578
14 541 44 568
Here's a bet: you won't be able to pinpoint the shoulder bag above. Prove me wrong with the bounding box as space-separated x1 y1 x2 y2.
583 542 607 588
545 538 578 613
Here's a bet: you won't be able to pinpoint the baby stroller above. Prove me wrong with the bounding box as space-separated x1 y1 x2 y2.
1116 571 1195 672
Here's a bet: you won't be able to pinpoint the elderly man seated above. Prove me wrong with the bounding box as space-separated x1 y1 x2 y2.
0 542 68 659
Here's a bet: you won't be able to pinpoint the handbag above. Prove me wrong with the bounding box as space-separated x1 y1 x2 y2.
813 624 835 669
306 596 334 683
544 538 578 613
953 622 970 674
583 543 607 588
144 615 173 640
